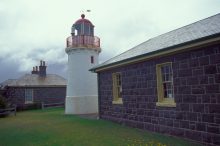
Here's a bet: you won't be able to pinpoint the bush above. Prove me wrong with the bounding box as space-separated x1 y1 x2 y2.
0 95 7 109
0 95 8 118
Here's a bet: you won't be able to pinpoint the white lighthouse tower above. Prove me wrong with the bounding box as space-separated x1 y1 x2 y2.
65 14 101 114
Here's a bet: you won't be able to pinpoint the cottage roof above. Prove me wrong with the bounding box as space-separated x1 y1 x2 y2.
0 79 17 89
2 74 66 87
91 13 220 72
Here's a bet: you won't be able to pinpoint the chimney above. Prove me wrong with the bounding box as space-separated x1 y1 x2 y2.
39 60 47 77
31 66 39 74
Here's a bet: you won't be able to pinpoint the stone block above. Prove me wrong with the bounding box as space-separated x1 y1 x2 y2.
179 61 189 69
175 52 190 61
178 86 192 94
204 47 216 55
173 120 180 128
202 114 214 123
180 104 190 111
159 125 170 134
191 50 204 58
202 132 212 144
184 130 202 141
179 69 192 77
205 84 220 93
166 119 174 127
144 123 154 132
204 65 217 74
207 125 220 134
180 120 189 128
144 116 151 123
212 134 220 145
187 77 199 85
193 68 204 76
202 95 210 103
170 128 184 136
182 95 197 103
210 54 220 64
137 109 144 115
196 122 206 131
189 58 199 67
193 104 204 113
192 86 205 94
209 104 220 113
188 112 198 121
215 74 220 83
189 121 196 130
199 76 208 84
199 56 210 66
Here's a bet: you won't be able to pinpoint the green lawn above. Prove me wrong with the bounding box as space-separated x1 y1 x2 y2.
0 108 201 146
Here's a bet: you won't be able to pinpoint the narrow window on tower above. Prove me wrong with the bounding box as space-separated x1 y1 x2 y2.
91 56 94 64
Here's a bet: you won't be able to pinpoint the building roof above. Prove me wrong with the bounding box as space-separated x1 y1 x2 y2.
91 13 220 72
1 74 66 87
0 79 17 89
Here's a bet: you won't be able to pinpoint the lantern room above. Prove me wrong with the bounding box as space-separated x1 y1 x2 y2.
66 14 100 50
71 14 94 36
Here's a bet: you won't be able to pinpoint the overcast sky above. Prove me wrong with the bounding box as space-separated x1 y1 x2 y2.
0 0 220 82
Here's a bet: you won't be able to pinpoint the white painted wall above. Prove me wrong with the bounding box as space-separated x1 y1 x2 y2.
65 48 99 114
66 48 99 97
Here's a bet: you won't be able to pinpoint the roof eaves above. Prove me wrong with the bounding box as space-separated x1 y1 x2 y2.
90 32 220 72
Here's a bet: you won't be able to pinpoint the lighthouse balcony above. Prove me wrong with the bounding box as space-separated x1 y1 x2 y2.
66 35 100 49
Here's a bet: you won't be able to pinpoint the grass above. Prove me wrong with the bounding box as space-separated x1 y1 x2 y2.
0 108 201 146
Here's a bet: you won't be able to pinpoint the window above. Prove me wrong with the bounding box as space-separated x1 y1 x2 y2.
112 73 123 104
91 56 94 64
156 62 176 107
25 89 33 104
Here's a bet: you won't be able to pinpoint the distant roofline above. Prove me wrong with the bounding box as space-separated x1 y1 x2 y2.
7 85 66 88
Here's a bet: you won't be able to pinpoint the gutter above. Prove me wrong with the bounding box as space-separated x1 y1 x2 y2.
90 33 220 72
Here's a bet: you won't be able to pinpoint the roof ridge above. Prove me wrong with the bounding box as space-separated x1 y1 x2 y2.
106 13 220 62
91 13 220 71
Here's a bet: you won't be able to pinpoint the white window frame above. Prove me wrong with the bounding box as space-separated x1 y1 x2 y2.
25 89 33 104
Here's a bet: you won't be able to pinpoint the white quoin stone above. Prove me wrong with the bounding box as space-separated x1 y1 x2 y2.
65 48 99 114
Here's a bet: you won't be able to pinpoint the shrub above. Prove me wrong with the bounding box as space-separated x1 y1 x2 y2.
0 95 7 109
0 95 8 118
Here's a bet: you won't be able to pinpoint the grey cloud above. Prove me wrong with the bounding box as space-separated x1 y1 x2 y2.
0 0 220 83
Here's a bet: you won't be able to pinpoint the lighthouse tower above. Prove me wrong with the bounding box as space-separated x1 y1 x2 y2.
65 14 101 114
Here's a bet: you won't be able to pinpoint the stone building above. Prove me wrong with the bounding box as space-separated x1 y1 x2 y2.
91 14 220 145
1 61 66 110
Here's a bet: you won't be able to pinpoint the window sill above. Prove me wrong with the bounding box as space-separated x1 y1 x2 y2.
25 102 33 104
112 98 123 104
156 101 176 107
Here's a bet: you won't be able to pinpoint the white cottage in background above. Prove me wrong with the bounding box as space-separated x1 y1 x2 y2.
65 14 101 114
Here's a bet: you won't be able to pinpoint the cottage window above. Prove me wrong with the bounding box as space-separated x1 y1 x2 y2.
25 89 33 104
112 73 123 104
156 62 176 107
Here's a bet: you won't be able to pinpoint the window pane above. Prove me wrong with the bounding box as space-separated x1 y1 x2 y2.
113 73 122 100
25 89 33 103
161 63 174 99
